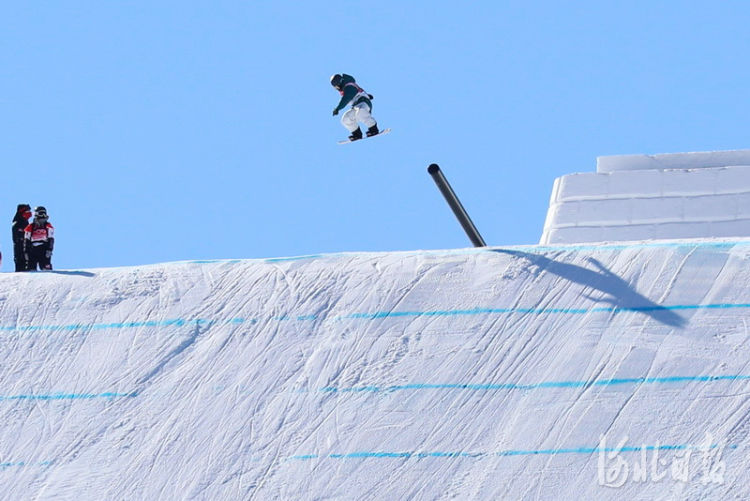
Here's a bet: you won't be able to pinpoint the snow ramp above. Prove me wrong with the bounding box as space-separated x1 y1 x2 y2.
2 240 750 500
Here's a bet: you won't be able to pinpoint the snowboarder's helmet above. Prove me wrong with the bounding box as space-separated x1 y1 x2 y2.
17 203 30 213
330 74 343 89
35 206 48 218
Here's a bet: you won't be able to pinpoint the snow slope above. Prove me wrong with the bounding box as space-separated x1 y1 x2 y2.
1 240 750 500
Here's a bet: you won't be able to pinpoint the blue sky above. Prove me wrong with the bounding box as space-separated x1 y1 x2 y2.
3 2 750 270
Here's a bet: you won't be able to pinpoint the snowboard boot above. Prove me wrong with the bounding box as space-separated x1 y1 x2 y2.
348 128 363 141
366 125 379 137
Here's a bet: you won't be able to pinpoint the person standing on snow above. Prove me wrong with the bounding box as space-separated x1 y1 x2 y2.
330 74 379 141
24 206 54 271
12 203 32 271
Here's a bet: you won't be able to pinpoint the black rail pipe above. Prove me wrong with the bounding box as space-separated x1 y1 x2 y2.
427 163 487 247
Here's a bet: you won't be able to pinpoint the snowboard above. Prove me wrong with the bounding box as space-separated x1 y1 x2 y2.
337 128 391 144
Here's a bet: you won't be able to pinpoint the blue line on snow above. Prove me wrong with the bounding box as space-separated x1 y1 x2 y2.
319 374 750 394
0 392 138 402
0 461 54 469
0 318 215 333
3 302 750 333
289 443 736 461
333 303 750 321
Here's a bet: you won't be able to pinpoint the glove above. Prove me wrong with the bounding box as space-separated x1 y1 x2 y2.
332 108 339 116
43 264 52 270
45 250 52 259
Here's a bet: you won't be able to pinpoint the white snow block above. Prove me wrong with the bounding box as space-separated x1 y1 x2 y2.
597 149 750 173
554 173 611 201
541 158 750 244
714 166 750 194
606 169 664 198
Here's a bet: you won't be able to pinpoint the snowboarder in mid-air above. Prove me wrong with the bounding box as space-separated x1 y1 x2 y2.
330 73 380 142
24 206 54 271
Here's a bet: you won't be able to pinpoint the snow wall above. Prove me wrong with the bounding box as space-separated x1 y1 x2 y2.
2 241 749 500
541 149 750 244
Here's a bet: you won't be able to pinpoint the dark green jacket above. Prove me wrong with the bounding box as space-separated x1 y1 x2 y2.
333 74 373 113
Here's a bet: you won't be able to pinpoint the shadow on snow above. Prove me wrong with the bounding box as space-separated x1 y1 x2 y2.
493 249 686 328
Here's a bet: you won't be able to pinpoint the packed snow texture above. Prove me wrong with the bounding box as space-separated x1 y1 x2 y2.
596 149 750 173
541 150 750 244
1 241 749 499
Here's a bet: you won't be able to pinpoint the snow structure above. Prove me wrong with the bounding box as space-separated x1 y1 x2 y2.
2 238 750 500
540 149 750 244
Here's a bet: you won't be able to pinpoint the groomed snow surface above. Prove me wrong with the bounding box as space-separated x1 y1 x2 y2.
2 240 749 500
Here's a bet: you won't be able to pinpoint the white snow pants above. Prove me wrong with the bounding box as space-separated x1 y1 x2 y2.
341 102 376 132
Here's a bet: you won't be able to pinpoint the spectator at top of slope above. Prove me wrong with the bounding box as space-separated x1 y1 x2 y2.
12 203 32 272
24 206 55 271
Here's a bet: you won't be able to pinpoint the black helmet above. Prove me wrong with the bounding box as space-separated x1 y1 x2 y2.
35 206 48 219
330 74 343 89
16 203 30 213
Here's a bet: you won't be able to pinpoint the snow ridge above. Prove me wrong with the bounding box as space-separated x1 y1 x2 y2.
1 240 749 499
